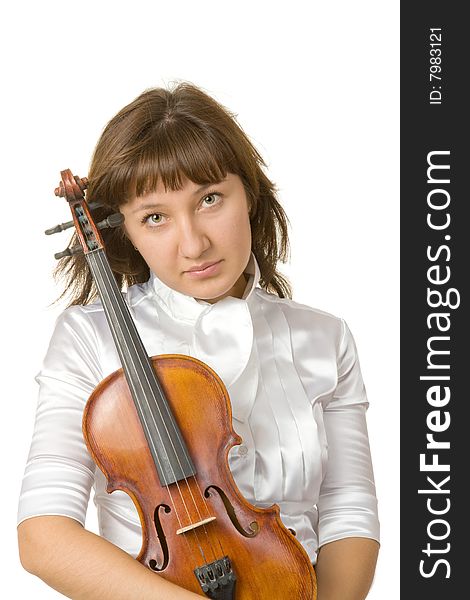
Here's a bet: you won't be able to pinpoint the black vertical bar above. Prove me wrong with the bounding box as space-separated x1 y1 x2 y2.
401 3 467 597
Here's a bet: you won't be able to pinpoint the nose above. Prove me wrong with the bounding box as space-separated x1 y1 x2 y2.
177 216 210 259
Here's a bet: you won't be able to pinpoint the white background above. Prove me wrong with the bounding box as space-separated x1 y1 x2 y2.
1 1 399 597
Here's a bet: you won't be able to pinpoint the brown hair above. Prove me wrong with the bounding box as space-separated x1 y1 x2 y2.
56 82 292 305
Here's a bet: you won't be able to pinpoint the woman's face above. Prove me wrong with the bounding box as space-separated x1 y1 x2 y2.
121 173 252 303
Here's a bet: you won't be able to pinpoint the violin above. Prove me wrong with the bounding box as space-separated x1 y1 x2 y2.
50 169 317 599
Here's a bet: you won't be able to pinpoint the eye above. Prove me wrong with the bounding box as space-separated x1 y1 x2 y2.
141 213 165 226
201 192 222 207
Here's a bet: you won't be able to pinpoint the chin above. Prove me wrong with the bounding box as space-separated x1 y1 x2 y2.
193 282 233 302
195 289 227 302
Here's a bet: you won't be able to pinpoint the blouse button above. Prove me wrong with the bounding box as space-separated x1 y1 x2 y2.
238 444 248 456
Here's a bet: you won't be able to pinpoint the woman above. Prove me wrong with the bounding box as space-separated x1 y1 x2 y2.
17 82 380 599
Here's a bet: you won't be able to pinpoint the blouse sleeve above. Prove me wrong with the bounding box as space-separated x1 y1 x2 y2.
316 319 380 547
17 306 102 527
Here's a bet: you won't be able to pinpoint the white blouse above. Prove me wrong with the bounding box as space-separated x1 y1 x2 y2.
18 253 379 564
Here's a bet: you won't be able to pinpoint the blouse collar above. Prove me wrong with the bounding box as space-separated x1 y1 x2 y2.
149 252 260 324
145 253 261 421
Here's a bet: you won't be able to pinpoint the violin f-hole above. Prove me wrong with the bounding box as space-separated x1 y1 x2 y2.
205 485 259 538
148 504 171 572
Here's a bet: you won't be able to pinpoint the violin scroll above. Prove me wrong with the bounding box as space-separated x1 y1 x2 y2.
54 172 89 199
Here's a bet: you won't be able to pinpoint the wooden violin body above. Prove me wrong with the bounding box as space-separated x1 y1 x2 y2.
84 355 317 598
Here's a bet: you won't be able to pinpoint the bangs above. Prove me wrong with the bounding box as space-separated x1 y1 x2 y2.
130 120 235 198
87 86 252 210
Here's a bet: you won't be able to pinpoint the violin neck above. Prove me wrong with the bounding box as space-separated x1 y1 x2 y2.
86 249 196 485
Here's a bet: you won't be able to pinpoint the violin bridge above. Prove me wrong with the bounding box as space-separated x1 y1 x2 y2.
176 516 216 535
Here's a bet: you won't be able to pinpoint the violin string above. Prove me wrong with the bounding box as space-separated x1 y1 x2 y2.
124 263 229 561
156 389 229 558
136 318 229 557
91 251 205 566
91 250 219 565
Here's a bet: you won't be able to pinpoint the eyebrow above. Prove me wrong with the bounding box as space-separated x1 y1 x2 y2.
131 179 227 213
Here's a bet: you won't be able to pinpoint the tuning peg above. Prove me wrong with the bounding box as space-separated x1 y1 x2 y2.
45 202 105 236
54 245 83 260
45 220 74 235
96 213 125 230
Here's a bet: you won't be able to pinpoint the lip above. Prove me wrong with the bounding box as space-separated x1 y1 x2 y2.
184 260 223 278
